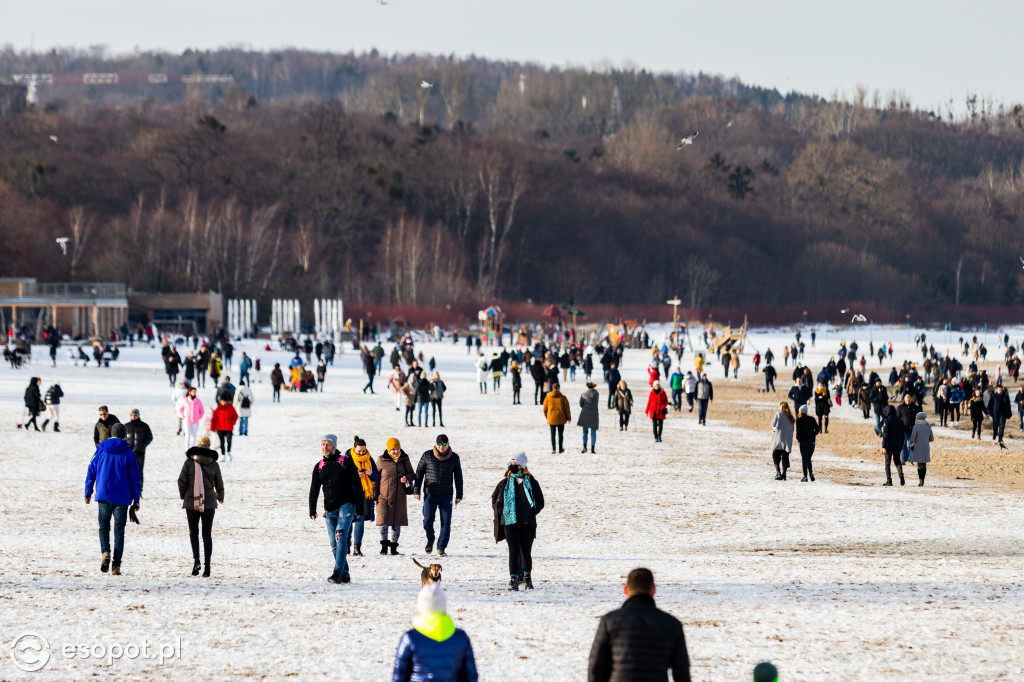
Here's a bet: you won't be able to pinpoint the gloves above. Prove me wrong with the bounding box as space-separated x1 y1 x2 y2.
129 504 141 524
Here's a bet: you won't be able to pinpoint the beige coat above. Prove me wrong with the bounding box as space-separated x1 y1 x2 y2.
375 451 414 527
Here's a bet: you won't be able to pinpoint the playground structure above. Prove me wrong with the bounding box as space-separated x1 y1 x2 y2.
478 305 504 345
708 316 749 355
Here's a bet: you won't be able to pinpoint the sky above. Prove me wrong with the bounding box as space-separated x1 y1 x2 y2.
3 0 1018 112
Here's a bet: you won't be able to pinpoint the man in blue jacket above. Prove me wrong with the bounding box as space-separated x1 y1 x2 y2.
84 423 141 575
392 584 477 682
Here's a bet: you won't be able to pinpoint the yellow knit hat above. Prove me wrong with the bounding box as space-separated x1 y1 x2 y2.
386 437 401 451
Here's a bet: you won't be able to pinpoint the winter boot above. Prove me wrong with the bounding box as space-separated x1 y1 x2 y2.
191 560 201 576
898 468 905 486
523 574 534 590
353 543 362 557
53 422 60 432
774 463 783 480
101 552 110 573
581 447 588 453
590 446 595 454
340 572 351 583
389 542 399 556
509 575 519 591
800 476 808 482
380 541 389 555
883 479 893 486
328 570 342 584
809 469 815 482
780 468 787 481
41 419 49 431
111 566 121 576
425 540 434 554
202 564 211 578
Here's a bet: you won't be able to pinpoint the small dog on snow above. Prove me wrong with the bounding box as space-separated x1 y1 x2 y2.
412 558 442 587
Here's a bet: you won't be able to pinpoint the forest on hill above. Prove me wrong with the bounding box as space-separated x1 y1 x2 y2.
2 46 1024 320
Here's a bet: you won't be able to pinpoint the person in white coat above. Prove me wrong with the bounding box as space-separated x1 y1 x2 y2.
769 402 795 480
476 353 489 394
233 382 254 436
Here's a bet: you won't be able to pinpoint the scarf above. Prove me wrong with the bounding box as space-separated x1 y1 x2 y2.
432 446 452 462
193 459 205 512
350 448 375 499
502 474 535 526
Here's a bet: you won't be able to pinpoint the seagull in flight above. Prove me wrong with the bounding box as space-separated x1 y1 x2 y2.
851 314 867 323
420 80 432 89
725 120 734 128
840 309 849 314
676 132 699 150
49 135 58 143
376 0 388 5
56 237 69 255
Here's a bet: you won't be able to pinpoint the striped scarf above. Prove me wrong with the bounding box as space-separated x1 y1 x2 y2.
502 474 535 526
193 460 205 512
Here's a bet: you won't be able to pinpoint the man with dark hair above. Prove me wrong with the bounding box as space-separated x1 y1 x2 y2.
125 409 154 495
93 406 121 446
588 568 690 682
84 423 141 576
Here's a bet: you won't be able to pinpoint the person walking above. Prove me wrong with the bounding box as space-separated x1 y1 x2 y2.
93 405 121 446
510 361 523 405
605 363 621 410
813 381 832 434
362 346 376 394
880 404 906 486
22 377 43 432
414 434 464 557
578 381 601 453
587 567 691 682
125 409 154 495
238 352 252 386
542 382 571 454
400 378 417 427
309 434 363 584
386 364 408 412
376 438 415 555
391 584 479 682
908 412 934 486
968 389 985 440
989 384 1012 447
177 434 224 577
695 374 713 425
415 373 432 428
233 381 254 436
476 353 489 394
41 381 63 432
428 372 447 428
177 386 205 449
348 436 380 557
316 358 327 392
530 356 546 405
769 402 795 480
210 398 238 462
794 404 820 482
613 380 634 431
669 367 684 411
762 363 777 393
645 380 669 443
491 453 544 591
84 423 141 576
270 363 284 402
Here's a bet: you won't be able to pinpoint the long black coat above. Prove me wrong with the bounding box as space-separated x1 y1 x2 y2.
491 475 544 543
587 593 691 682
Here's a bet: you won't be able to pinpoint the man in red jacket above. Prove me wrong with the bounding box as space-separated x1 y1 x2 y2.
210 399 238 462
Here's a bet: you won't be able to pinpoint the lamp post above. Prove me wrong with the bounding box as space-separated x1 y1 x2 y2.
906 314 911 343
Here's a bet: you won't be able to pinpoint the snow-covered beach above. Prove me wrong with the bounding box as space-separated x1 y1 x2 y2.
2 326 1023 680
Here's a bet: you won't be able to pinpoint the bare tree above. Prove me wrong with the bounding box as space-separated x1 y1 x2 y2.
477 163 524 298
67 206 93 280
683 255 720 309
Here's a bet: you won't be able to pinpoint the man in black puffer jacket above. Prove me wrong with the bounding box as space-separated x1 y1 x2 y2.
309 435 363 585
414 434 464 557
125 409 154 495
588 567 690 682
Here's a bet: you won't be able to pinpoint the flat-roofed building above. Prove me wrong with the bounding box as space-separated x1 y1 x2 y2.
0 277 128 339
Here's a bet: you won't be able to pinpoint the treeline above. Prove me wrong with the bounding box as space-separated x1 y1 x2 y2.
1 47 1024 315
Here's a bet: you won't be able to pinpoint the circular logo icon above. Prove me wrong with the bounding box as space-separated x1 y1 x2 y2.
11 632 50 672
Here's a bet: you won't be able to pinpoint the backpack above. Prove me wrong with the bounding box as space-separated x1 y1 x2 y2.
240 395 251 409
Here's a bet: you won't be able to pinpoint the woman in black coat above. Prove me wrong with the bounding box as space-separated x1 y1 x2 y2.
813 381 832 434
491 453 544 591
177 435 225 577
23 377 42 431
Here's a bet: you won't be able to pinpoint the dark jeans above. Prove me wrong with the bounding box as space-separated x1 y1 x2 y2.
606 384 616 408
422 495 453 550
431 399 443 425
799 441 815 477
993 416 1007 442
505 525 534 577
772 448 790 470
535 382 543 404
326 504 355 575
405 405 415 426
273 386 281 402
549 424 564 451
765 377 775 392
884 450 904 481
135 453 146 494
97 502 129 567
619 411 630 429
217 431 232 457
686 392 695 409
186 508 216 565
364 375 375 393
672 389 682 410
697 399 709 424
971 419 983 438
652 418 664 440
817 414 829 433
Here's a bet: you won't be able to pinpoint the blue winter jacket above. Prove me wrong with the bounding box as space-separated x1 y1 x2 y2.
84 439 142 505
392 614 478 682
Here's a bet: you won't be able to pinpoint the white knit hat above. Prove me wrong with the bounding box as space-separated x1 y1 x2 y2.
510 452 528 468
417 584 447 615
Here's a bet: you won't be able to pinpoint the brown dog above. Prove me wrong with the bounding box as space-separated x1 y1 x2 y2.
412 558 442 587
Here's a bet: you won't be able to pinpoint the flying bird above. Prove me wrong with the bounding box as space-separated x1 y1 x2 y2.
376 0 388 4
49 135 58 143
840 309 849 314
725 120 734 128
675 132 699 150
851 314 867 323
420 80 432 89
56 237 69 255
